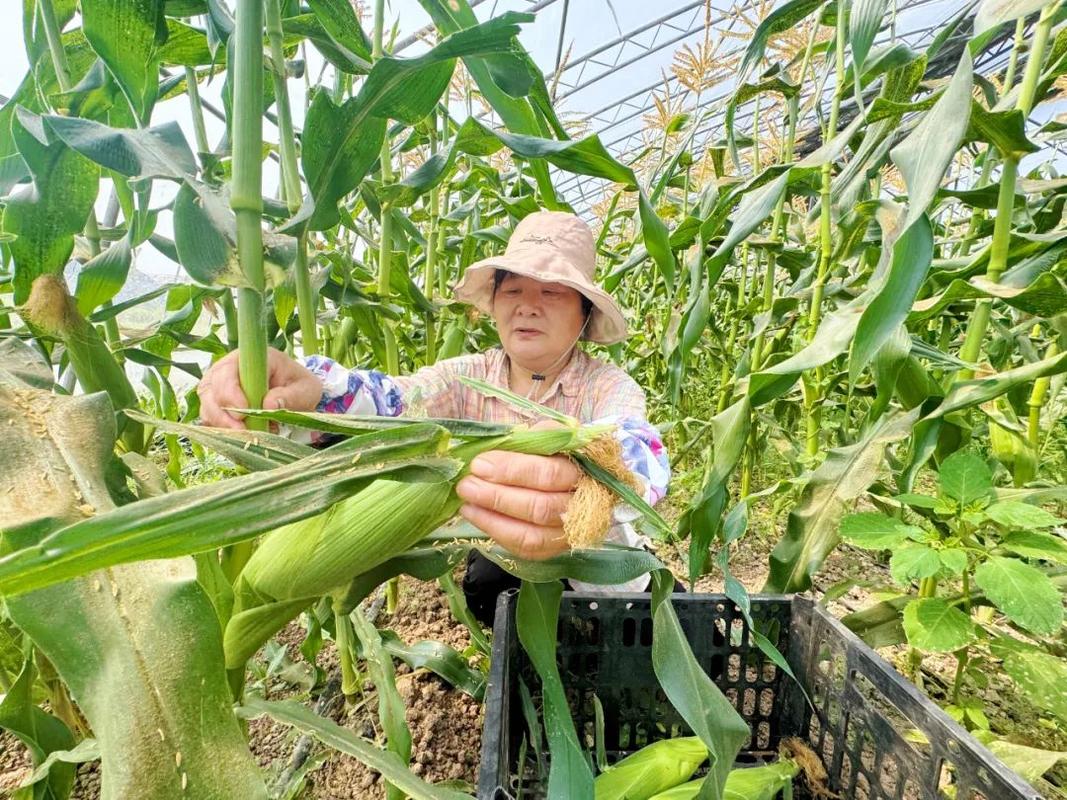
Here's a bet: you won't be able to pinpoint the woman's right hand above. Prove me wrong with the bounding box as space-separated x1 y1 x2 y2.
197 347 323 429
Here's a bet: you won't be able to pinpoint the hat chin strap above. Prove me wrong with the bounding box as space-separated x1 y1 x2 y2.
525 316 590 400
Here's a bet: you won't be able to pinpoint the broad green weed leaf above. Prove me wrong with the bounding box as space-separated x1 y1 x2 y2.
890 544 941 584
1002 650 1067 723
840 512 924 549
1000 531 1067 564
985 500 1063 528
974 556 1064 635
903 598 976 653
938 451 993 504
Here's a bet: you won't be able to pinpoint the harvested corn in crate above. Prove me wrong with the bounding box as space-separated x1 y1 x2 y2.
479 592 1043 800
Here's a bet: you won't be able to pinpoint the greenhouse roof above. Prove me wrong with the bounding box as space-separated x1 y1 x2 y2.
0 0 1059 239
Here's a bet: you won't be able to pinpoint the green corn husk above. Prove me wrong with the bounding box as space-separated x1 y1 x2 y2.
648 759 800 800
224 425 610 668
595 737 708 800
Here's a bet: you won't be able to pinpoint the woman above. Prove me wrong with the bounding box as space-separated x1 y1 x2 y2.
197 211 670 623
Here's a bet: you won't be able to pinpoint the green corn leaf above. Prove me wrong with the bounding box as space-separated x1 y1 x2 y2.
909 273 1067 323
850 213 934 382
516 581 594 798
967 102 1040 160
0 421 462 597
889 48 973 233
239 407 515 438
125 409 314 470
75 233 133 315
678 398 751 585
293 12 530 231
764 408 921 592
236 698 474 800
974 0 1058 35
849 0 888 75
738 0 824 81
0 355 266 799
927 350 1067 420
4 108 98 304
81 0 166 123
651 570 749 800
41 114 197 180
0 657 77 800
306 0 374 65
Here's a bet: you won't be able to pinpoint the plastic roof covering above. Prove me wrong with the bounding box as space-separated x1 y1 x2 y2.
392 0 1041 218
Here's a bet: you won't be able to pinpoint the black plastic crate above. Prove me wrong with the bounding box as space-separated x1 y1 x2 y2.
478 591 1042 800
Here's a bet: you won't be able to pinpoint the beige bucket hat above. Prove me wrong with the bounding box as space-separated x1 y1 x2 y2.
453 211 629 345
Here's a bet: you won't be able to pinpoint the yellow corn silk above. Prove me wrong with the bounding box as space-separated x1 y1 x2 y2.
648 759 799 800
594 737 708 800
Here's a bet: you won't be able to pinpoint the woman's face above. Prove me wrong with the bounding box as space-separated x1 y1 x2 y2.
492 273 587 373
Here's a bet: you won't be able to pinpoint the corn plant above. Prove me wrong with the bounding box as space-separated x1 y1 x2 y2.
3 0 1067 795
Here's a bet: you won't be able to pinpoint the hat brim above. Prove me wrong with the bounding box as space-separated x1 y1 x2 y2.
453 251 629 345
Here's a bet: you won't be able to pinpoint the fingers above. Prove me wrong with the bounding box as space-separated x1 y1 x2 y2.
197 354 249 429
456 475 571 526
469 451 580 492
459 504 570 561
262 375 321 412
262 349 323 412
198 348 322 427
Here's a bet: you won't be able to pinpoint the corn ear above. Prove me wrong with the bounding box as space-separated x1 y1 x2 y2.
224 421 622 668
648 758 800 800
224 479 456 667
595 736 708 800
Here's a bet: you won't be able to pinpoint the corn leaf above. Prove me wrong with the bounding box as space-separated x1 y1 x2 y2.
516 581 594 798
650 570 749 800
236 697 474 800
0 356 266 799
81 0 165 122
0 422 462 596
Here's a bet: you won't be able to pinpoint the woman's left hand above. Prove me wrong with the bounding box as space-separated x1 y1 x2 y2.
455 450 580 560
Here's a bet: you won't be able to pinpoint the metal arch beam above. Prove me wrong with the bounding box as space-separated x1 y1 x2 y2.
587 0 953 162
550 0 770 106
563 0 967 185
552 3 710 102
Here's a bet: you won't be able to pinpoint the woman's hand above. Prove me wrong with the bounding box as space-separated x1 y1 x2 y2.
197 347 322 429
455 449 581 560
